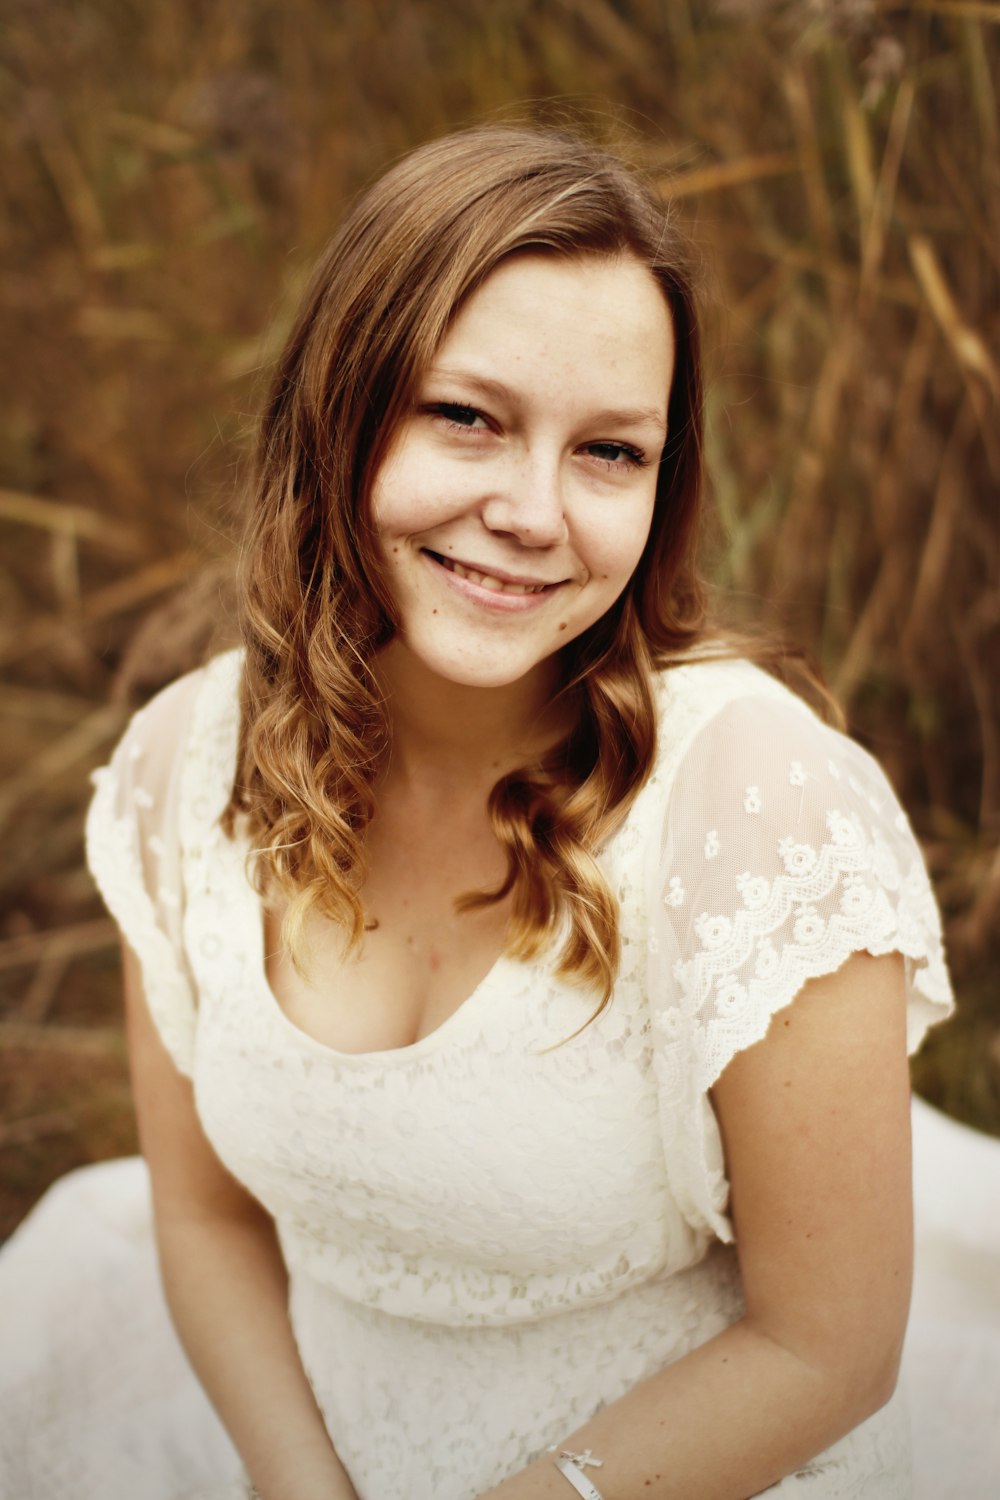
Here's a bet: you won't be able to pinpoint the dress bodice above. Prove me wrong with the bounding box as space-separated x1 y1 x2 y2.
83 648 953 1498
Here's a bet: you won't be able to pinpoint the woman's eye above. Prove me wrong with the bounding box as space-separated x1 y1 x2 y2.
585 441 647 470
427 402 490 431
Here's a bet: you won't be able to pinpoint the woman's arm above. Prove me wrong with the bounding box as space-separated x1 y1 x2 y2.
123 942 358 1500
482 950 912 1500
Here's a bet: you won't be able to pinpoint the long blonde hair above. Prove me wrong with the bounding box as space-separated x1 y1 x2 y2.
223 124 709 1007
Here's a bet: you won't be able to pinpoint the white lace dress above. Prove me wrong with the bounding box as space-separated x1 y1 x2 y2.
0 651 962 1500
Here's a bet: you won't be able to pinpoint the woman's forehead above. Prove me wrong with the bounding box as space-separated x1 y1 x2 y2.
427 253 674 423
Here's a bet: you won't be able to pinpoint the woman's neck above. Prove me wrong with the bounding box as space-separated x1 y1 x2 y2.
373 641 568 794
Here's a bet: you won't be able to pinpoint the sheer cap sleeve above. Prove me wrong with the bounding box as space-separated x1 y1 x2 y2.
646 663 954 1243
85 667 210 1078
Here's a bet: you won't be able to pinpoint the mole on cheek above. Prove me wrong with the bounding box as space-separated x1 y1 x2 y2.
558 622 568 632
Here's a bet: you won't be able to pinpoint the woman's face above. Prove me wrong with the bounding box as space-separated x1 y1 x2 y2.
369 252 674 697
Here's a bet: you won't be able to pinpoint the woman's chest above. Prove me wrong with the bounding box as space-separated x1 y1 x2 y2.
262 796 516 1055
262 893 512 1056
191 960 677 1285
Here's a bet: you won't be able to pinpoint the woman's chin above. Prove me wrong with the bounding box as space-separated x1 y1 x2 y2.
380 635 564 698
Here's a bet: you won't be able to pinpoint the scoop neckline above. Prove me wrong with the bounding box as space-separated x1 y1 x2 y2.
241 866 512 1066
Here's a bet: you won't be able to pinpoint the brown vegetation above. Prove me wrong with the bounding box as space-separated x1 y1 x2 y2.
1 0 998 1240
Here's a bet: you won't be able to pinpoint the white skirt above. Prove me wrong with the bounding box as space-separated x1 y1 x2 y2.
1 1098 997 1500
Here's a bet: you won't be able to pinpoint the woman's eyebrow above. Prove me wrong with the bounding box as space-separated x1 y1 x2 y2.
425 366 668 437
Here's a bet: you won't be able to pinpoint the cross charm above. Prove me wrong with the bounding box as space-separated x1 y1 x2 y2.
560 1449 603 1470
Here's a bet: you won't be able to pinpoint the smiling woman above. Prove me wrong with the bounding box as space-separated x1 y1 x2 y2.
0 125 955 1500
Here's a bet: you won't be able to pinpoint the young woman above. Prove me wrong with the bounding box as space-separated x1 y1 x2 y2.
4 125 955 1499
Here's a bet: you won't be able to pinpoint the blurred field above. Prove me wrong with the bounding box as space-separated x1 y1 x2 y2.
1 0 998 1240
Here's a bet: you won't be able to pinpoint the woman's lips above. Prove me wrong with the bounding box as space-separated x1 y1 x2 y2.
422 550 563 608
425 555 560 594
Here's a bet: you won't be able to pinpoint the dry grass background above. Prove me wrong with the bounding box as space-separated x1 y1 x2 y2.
1 0 998 1241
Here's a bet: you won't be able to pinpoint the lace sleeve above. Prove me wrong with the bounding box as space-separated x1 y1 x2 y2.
85 669 208 1078
646 687 954 1243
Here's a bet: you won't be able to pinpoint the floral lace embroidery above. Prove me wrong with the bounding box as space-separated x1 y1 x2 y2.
788 760 807 787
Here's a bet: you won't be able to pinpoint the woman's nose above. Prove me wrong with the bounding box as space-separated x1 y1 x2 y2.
479 455 569 547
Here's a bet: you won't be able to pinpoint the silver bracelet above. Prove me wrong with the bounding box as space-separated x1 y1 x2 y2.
553 1449 605 1500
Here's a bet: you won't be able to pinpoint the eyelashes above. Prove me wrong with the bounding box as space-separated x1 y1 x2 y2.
425 402 490 432
585 441 649 471
421 402 649 472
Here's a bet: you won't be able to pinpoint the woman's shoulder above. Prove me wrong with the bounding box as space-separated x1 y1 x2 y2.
143 647 242 724
653 650 809 713
644 652 931 883
91 648 244 831
128 648 242 754
650 653 819 787
84 652 244 1081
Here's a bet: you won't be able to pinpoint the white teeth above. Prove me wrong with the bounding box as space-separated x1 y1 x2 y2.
441 557 547 594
